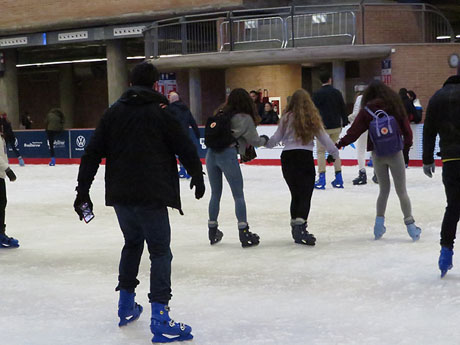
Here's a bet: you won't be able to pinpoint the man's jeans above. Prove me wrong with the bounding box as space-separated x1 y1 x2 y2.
114 204 172 304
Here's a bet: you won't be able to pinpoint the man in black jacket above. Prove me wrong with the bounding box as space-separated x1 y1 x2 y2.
423 75 460 278
74 61 204 342
168 91 200 178
312 70 347 189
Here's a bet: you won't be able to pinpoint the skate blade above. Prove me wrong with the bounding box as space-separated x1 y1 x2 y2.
152 333 193 343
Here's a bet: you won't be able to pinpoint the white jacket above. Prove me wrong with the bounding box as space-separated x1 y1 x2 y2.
348 95 363 124
0 137 10 179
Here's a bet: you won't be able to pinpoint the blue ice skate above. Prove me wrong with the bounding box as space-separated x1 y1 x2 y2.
118 290 143 327
314 172 326 190
150 302 193 343
18 156 25 166
374 216 386 240
0 233 19 248
331 171 344 189
406 222 421 242
439 247 453 278
178 167 190 179
49 157 56 166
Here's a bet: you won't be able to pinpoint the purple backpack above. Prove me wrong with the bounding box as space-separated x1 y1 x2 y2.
365 107 403 156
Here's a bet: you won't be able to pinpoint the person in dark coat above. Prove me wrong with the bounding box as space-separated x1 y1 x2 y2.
45 108 65 166
260 102 279 124
423 75 460 278
167 91 200 178
74 61 204 342
399 88 417 167
250 90 265 117
312 70 348 189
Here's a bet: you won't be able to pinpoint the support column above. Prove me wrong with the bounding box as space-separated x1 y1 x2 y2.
189 68 202 124
332 60 346 101
59 64 75 129
106 40 128 105
0 50 19 128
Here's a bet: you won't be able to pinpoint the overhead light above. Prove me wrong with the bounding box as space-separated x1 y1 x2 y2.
456 34 460 39
436 35 451 40
16 56 146 68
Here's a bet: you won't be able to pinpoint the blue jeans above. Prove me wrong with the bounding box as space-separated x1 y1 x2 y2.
114 204 172 304
206 147 247 225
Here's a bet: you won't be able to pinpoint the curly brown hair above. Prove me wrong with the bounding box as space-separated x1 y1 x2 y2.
361 80 407 121
284 89 324 145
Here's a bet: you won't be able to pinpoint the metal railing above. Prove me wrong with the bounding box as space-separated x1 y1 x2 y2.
143 3 455 58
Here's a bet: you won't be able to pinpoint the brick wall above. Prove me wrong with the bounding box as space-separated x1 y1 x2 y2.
225 64 302 113
389 44 459 119
0 0 242 34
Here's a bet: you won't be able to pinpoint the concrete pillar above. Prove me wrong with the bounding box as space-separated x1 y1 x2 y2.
332 60 346 101
189 68 202 124
0 50 19 128
59 64 75 129
106 40 128 105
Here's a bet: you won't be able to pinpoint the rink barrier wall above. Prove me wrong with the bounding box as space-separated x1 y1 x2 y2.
8 125 441 166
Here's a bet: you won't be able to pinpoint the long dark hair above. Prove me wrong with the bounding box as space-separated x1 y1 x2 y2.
361 81 407 121
222 88 260 125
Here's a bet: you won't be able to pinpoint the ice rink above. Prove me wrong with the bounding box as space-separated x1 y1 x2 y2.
1 164 458 345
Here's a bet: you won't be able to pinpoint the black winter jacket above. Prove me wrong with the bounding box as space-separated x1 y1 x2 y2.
260 110 279 124
77 86 203 212
168 101 200 139
312 85 347 129
423 75 460 164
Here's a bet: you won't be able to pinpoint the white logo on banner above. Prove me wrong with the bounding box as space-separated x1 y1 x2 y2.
76 136 86 148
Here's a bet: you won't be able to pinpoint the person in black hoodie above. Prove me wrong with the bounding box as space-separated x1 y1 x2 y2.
260 102 279 124
423 75 460 278
398 88 416 167
168 91 201 178
74 61 204 343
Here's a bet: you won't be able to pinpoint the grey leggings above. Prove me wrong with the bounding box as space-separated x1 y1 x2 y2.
372 150 413 222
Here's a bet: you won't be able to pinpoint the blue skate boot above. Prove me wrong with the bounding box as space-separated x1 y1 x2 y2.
314 172 326 190
405 217 421 241
291 218 316 246
178 166 187 179
49 157 56 166
18 156 25 166
331 171 344 189
0 232 19 248
439 246 454 278
374 216 386 240
150 302 193 343
208 222 223 245
118 290 143 327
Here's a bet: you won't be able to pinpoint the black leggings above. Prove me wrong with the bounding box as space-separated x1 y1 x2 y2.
46 130 58 157
0 179 6 232
281 150 315 220
441 161 460 249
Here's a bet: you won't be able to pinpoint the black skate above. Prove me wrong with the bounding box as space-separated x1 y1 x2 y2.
208 226 223 245
239 226 260 248
352 170 367 185
292 222 316 246
372 174 378 184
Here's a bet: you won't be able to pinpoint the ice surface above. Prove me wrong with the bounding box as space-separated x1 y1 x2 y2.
1 164 458 345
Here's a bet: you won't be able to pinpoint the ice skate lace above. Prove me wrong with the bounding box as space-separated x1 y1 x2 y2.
164 307 185 330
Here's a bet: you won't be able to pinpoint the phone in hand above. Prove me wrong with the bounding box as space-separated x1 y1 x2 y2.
80 202 95 223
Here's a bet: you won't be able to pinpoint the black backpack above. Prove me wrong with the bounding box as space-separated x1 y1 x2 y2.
204 110 235 151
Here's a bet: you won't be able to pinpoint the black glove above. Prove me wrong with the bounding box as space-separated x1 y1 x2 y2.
260 135 269 145
190 174 205 200
5 168 16 182
74 189 93 221
326 154 335 164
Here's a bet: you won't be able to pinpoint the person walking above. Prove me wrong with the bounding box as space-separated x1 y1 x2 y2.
206 88 267 247
264 89 339 245
423 75 460 278
336 80 421 241
0 128 18 248
45 108 64 166
348 85 368 185
74 61 205 343
312 70 348 189
167 91 201 179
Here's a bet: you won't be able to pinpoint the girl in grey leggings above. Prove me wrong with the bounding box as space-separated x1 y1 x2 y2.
336 80 421 241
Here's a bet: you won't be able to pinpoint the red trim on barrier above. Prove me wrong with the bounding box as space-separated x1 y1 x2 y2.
10 158 442 167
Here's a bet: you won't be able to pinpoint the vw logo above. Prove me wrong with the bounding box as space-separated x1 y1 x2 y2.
76 135 86 148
